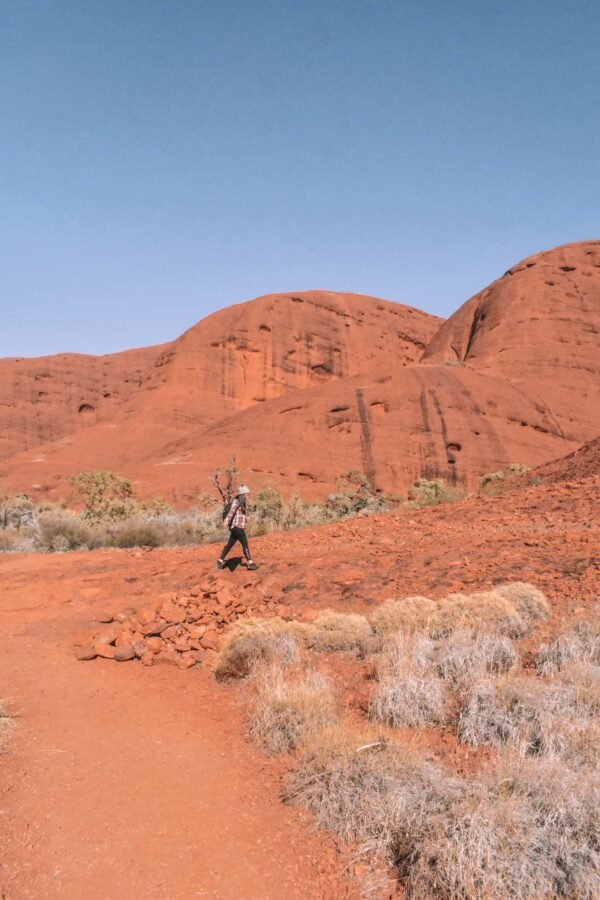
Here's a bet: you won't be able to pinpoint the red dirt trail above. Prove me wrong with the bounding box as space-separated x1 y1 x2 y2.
1 476 598 898
0 595 348 898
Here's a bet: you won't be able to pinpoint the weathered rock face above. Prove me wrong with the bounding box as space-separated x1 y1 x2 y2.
0 291 441 499
0 246 598 503
422 241 600 443
122 362 575 498
122 291 441 432
0 346 163 462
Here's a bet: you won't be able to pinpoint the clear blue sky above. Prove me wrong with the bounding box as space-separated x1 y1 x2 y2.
2 0 599 357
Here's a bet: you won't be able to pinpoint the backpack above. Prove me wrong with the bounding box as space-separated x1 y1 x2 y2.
222 499 234 522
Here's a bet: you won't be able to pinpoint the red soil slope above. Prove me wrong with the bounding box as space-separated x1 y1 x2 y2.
0 475 597 897
532 435 600 484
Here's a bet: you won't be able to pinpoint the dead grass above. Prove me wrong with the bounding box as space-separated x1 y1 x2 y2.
432 590 528 639
248 665 337 754
214 618 298 680
457 673 598 759
493 582 551 629
436 630 519 685
300 611 375 654
369 583 549 643
225 585 597 898
369 634 449 728
283 730 450 866
536 616 600 676
370 596 438 635
405 756 600 899
285 730 600 898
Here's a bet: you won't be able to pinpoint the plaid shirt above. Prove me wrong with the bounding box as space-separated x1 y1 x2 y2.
225 498 247 530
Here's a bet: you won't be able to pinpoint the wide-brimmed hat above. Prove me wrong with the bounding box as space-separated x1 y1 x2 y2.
238 484 250 495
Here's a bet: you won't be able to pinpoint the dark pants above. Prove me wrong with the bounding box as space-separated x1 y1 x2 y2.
220 527 251 561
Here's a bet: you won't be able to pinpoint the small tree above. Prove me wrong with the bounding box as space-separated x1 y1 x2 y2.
211 457 238 509
326 470 387 518
70 471 134 521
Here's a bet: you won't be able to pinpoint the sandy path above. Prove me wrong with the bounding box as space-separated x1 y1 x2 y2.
0 599 345 899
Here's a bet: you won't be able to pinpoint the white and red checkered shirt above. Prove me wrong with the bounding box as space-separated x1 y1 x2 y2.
225 498 247 530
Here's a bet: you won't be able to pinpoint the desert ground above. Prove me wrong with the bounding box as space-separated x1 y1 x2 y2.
1 241 599 897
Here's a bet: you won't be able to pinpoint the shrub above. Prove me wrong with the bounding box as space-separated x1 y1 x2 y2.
0 527 35 552
301 611 375 654
407 479 464 507
493 582 550 629
248 665 337 754
325 471 387 519
110 520 167 548
0 493 37 530
536 617 600 676
36 510 95 551
507 463 531 475
405 757 600 900
369 633 450 728
479 470 505 489
69 470 134 522
478 754 600 900
432 589 528 639
457 675 598 757
369 584 547 643
371 673 449 729
436 630 519 685
283 731 448 863
214 619 298 681
370 596 438 635
249 483 285 535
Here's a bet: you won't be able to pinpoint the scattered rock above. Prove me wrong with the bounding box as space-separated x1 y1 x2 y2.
95 642 117 660
114 645 136 662
96 627 119 646
74 644 97 661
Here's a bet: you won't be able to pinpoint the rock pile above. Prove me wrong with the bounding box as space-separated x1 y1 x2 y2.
73 573 292 670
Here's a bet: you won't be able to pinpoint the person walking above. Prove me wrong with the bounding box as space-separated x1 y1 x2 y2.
217 484 258 570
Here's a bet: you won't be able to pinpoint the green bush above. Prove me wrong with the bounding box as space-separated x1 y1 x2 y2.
70 470 134 522
407 478 464 507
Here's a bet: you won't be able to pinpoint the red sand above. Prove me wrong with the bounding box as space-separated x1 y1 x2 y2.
1 472 598 897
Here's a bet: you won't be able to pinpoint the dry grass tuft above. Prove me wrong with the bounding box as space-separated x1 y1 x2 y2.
536 616 600 676
283 730 451 865
436 630 519 685
493 582 551 628
405 756 600 899
369 633 450 728
248 665 337 754
370 596 438 635
301 611 376 654
369 583 548 644
432 590 527 639
457 674 598 759
214 618 298 680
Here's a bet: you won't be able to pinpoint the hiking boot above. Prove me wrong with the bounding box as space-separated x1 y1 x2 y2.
216 559 225 570
247 562 258 571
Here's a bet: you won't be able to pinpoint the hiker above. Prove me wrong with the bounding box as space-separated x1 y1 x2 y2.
217 484 258 570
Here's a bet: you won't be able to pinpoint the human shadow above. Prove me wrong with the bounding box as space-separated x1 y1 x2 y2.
221 556 245 572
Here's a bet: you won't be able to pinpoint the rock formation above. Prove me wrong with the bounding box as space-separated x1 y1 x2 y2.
0 243 598 502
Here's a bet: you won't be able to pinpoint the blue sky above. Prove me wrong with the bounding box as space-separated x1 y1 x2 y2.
1 0 599 357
